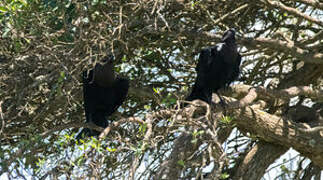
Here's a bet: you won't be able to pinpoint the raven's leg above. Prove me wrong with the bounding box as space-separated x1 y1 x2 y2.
205 90 213 105
216 93 226 106
216 93 227 115
76 128 91 141
76 112 96 141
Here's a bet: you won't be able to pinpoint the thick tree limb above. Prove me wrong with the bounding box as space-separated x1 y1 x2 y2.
230 102 323 168
232 142 288 180
229 84 323 101
153 84 323 178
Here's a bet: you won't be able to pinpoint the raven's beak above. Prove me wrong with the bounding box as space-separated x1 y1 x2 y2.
101 55 114 64
221 32 230 42
221 29 236 42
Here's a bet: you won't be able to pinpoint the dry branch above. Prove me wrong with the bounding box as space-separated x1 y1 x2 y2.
263 0 323 27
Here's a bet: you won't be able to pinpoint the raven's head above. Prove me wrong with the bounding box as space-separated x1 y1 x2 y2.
101 54 114 64
93 54 116 87
221 29 236 43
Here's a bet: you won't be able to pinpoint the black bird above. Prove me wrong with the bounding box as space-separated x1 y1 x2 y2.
76 55 129 140
186 29 241 104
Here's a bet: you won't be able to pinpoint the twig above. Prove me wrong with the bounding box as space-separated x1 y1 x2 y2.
264 0 323 26
0 101 4 135
212 4 249 25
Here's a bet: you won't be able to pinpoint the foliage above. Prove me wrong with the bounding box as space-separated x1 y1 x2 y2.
0 0 322 179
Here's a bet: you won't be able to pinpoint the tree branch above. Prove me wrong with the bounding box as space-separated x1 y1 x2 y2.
229 84 323 101
239 37 323 64
230 102 323 168
263 0 323 27
232 142 288 180
295 0 323 10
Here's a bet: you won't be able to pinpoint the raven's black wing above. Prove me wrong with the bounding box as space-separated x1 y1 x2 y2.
186 47 220 104
195 47 218 89
82 70 97 118
226 53 242 86
101 77 129 117
77 70 101 139
76 77 129 140
195 48 212 71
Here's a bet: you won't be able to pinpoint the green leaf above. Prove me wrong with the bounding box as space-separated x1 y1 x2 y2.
191 139 197 144
23 37 31 44
131 145 143 156
106 147 117 152
197 130 204 136
76 156 85 166
36 158 45 168
0 6 8 13
220 172 230 179
2 28 11 38
18 0 28 6
280 165 289 173
122 55 127 62
192 129 198 137
139 123 147 135
144 105 151 110
177 160 185 167
58 71 65 82
221 115 233 124
168 97 176 105
153 87 159 94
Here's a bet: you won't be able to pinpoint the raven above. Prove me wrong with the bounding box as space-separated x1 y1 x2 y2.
76 55 129 140
186 29 241 104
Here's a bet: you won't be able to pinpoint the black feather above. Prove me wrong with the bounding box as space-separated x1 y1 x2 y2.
76 56 129 140
186 29 241 104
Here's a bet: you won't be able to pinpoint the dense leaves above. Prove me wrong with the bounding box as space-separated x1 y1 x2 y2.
0 0 322 179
